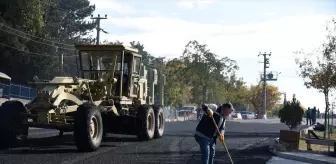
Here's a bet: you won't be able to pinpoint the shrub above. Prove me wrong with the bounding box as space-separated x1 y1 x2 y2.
278 94 304 130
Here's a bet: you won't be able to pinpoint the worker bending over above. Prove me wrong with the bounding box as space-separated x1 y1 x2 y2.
194 103 234 164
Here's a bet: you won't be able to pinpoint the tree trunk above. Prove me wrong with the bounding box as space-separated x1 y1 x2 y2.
324 90 329 138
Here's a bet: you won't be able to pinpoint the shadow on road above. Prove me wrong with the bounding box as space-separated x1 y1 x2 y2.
122 145 272 164
165 132 279 138
188 145 273 164
1 134 140 154
103 135 139 142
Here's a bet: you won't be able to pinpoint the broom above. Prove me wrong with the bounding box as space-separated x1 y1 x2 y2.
209 115 234 164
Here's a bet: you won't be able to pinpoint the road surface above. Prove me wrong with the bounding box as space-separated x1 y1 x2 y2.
0 119 308 164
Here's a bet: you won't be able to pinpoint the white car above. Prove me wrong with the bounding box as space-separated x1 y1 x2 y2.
240 111 255 119
230 111 242 120
178 106 196 116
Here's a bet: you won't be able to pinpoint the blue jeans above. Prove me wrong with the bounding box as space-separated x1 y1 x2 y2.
195 134 216 164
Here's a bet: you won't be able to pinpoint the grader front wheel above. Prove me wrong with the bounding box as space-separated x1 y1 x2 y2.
74 103 103 152
0 100 28 148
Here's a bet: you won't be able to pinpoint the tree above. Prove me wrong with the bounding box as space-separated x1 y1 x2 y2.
179 40 239 104
44 0 96 77
164 58 192 106
130 41 155 65
0 0 53 83
294 18 336 137
0 0 96 83
248 83 281 113
278 94 304 130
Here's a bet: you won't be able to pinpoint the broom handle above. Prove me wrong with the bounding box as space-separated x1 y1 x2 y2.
210 116 234 164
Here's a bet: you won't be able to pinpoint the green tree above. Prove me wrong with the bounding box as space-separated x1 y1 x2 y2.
130 41 155 65
0 0 50 83
44 0 96 77
164 58 192 106
294 18 336 137
179 40 239 104
0 0 96 83
278 94 304 130
248 83 282 113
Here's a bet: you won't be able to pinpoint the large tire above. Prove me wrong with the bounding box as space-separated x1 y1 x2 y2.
74 103 103 152
136 105 155 141
0 100 28 148
153 106 165 138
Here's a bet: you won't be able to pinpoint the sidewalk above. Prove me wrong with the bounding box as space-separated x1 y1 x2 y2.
266 156 311 164
270 150 336 164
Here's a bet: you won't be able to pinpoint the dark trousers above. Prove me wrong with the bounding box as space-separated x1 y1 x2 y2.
307 118 312 125
194 134 216 164
197 114 201 120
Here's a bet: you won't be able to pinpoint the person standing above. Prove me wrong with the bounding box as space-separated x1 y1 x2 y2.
197 106 202 121
194 103 234 164
306 108 311 125
312 107 317 125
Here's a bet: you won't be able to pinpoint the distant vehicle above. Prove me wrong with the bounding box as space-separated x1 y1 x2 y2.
178 106 196 116
230 111 242 120
0 72 11 99
240 111 255 119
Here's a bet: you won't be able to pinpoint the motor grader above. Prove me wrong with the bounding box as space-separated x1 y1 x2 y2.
0 44 166 152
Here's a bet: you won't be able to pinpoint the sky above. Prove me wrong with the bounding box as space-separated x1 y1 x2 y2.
90 0 336 112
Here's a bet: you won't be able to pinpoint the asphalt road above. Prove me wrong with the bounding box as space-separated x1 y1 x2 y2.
0 119 308 164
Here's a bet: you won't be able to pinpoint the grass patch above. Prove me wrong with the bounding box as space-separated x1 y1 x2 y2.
298 128 336 152
299 139 334 152
313 130 336 139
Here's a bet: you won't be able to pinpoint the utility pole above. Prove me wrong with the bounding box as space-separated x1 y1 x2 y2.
258 52 272 119
90 14 107 78
90 14 108 45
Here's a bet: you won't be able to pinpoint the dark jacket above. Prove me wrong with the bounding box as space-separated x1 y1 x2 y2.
195 107 225 143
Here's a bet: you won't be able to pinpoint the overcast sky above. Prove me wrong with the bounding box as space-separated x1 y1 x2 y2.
90 0 336 112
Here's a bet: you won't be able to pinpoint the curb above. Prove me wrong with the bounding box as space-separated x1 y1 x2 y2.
270 150 336 164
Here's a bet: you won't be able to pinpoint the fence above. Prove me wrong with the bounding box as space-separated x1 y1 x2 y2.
0 83 36 100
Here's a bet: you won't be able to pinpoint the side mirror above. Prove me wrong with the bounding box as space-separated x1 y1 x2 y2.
33 75 39 82
72 76 79 83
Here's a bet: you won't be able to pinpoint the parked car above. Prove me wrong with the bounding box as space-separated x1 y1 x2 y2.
230 111 242 120
240 111 255 119
178 106 196 116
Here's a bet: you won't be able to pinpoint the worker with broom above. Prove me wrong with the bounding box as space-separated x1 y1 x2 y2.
194 103 234 164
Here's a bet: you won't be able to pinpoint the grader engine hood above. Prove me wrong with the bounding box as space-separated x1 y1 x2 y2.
26 76 88 111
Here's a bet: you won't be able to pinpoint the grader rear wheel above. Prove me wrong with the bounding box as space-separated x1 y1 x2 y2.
154 106 164 138
137 105 155 140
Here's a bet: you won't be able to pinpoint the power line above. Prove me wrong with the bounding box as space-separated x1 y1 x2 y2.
0 1 92 58
0 42 76 58
0 27 75 51
0 23 74 47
